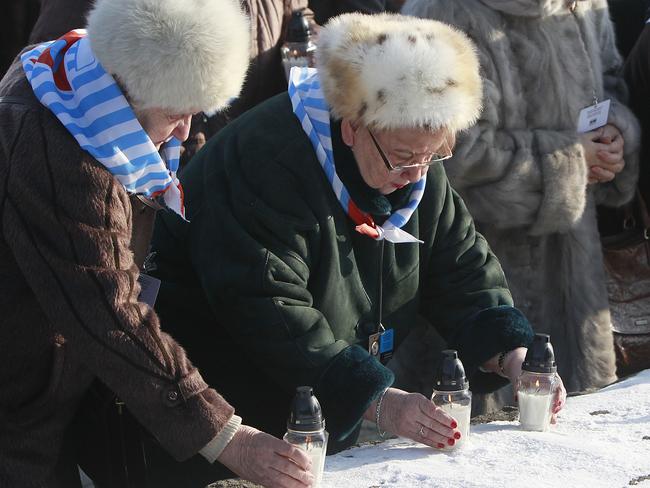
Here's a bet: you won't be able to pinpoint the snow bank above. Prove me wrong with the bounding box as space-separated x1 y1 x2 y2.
324 370 650 487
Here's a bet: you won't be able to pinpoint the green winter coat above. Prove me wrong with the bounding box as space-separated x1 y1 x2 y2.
151 93 533 450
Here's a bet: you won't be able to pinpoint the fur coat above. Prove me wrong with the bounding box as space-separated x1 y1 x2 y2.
403 0 641 392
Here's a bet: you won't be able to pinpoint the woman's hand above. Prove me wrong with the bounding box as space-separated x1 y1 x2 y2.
365 388 460 449
581 124 625 184
550 375 567 424
217 425 314 488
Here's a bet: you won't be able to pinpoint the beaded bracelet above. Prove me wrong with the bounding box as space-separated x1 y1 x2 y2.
497 350 510 377
479 351 511 376
375 388 389 438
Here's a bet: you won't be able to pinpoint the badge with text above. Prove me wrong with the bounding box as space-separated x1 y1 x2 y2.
577 99 610 133
138 273 161 308
368 327 394 364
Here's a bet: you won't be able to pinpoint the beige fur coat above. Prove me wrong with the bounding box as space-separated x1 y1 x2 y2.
403 0 640 392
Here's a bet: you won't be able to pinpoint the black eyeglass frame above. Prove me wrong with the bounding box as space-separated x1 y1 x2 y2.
367 128 452 174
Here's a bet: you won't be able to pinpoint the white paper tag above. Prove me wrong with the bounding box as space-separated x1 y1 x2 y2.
377 226 424 244
576 99 610 133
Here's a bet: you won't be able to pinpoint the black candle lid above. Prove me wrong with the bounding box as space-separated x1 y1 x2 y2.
286 9 311 43
287 386 325 432
522 333 557 374
434 350 468 391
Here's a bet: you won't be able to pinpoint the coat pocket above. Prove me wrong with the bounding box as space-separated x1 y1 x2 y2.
11 336 66 425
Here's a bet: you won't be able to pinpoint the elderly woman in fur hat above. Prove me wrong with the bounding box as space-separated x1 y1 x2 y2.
150 13 566 454
0 0 316 487
402 0 640 395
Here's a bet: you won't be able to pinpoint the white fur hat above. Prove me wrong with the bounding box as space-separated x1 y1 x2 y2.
86 0 250 114
316 13 482 132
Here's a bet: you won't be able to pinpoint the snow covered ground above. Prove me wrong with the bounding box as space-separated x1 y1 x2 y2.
324 369 650 488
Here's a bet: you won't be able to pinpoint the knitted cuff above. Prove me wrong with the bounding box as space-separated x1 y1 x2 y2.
198 414 242 464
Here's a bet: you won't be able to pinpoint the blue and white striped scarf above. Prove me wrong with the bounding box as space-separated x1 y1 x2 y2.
288 67 424 244
21 30 185 218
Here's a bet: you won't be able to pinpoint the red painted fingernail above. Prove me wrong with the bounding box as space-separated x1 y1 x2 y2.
437 443 445 449
450 421 458 429
454 432 461 440
447 438 455 446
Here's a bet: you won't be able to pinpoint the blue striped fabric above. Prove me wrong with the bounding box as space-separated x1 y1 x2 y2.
288 67 425 243
21 30 185 218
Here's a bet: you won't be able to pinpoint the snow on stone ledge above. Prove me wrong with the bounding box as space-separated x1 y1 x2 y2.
324 369 650 488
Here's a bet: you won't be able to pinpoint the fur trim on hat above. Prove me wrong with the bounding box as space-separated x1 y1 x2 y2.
86 0 250 114
316 13 482 132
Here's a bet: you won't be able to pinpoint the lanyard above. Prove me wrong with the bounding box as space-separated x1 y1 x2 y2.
376 239 385 335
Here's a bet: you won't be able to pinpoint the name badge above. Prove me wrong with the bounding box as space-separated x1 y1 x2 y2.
577 99 610 133
368 327 394 364
138 274 161 307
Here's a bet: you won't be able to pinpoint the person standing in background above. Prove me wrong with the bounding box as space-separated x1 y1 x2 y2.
607 0 650 59
403 0 640 397
625 20 650 203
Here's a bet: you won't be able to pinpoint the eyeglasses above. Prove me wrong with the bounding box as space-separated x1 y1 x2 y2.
367 128 453 174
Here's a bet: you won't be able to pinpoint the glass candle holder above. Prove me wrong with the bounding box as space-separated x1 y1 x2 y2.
431 388 471 449
281 9 316 81
517 333 559 432
281 41 317 80
283 427 328 486
284 386 328 487
517 370 559 432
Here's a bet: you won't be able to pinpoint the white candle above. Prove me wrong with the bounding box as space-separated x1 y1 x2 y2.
518 391 552 431
305 445 326 488
292 440 326 487
438 402 471 448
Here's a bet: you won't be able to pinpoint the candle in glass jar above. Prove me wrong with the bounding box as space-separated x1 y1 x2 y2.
432 350 472 449
518 390 552 431
290 436 327 487
438 399 471 449
284 386 328 487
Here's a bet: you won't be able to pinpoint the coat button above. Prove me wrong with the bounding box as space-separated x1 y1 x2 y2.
164 388 181 406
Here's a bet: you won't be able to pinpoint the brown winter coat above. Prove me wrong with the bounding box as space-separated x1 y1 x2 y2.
0 58 235 487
